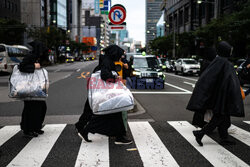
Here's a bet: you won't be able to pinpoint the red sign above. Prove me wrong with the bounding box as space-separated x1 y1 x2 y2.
108 5 126 25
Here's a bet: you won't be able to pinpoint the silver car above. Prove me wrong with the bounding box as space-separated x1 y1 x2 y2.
175 58 200 75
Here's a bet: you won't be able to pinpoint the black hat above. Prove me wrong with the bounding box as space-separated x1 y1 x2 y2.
103 45 124 61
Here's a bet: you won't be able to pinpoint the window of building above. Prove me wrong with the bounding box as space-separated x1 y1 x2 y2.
11 2 13 11
179 10 183 26
4 0 7 8
7 1 10 9
184 7 189 23
15 4 17 12
201 3 205 18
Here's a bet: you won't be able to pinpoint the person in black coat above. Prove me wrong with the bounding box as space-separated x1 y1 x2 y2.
75 45 132 145
187 41 245 146
19 40 47 137
192 47 217 128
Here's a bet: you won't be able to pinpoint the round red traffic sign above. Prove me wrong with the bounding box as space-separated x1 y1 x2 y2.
108 6 126 25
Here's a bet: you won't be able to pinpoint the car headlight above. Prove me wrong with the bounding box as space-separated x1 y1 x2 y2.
132 71 141 76
158 72 163 76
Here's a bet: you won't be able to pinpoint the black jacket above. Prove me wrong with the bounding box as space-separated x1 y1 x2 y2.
100 45 124 81
19 54 36 73
187 56 244 117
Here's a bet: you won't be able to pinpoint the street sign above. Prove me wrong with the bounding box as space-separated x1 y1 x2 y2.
109 22 126 31
108 5 126 25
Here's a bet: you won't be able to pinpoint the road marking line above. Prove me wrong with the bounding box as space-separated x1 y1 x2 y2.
165 82 192 93
228 125 250 146
0 126 20 146
243 121 250 124
75 134 109 167
183 81 195 88
168 121 249 167
7 124 66 167
63 74 71 79
76 69 80 72
164 73 198 82
54 69 60 72
129 122 179 167
131 91 192 94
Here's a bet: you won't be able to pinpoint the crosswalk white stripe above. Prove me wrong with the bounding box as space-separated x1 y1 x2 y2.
165 82 192 93
129 122 179 167
168 121 249 167
74 134 109 167
243 121 250 125
7 124 66 167
0 126 20 146
228 125 250 146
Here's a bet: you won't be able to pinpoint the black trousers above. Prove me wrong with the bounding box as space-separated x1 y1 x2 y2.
20 101 47 132
75 99 126 138
192 110 207 128
201 114 231 139
75 99 93 130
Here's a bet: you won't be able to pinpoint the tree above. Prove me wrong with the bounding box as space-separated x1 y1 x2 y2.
0 19 26 45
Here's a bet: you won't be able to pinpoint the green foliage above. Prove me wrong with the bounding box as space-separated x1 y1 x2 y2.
69 40 90 53
0 19 26 45
149 35 173 57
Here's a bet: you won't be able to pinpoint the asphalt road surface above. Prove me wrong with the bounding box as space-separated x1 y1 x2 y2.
0 61 249 167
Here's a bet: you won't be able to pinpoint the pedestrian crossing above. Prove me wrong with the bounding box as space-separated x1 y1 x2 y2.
0 121 249 167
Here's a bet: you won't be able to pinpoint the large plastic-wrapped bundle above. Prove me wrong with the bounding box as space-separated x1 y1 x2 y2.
9 65 49 99
88 71 134 115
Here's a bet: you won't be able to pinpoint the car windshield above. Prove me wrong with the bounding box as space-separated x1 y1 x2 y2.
134 57 159 69
183 60 198 64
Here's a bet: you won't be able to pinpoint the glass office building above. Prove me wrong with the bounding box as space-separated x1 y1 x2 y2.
146 0 162 46
50 0 67 30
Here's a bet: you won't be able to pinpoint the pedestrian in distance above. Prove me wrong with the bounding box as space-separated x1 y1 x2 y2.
19 40 47 137
75 45 133 145
187 41 245 146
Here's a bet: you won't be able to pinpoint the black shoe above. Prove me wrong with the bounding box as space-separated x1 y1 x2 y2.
219 139 236 146
78 129 92 142
23 131 38 138
35 130 44 135
193 130 204 146
114 137 133 145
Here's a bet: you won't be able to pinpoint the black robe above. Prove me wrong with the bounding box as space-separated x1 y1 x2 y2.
187 56 244 117
19 51 47 132
76 45 126 137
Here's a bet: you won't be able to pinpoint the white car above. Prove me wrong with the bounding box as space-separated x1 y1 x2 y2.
175 58 200 75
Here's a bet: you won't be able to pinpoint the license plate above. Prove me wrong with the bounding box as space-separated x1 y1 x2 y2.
146 79 153 83
193 70 197 73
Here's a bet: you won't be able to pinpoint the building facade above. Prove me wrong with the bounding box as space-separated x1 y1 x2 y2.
164 0 244 35
67 0 82 42
146 0 163 46
50 0 67 30
0 0 21 21
20 0 50 28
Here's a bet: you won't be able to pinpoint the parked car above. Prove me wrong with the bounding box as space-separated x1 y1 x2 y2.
130 55 165 89
175 58 200 75
65 53 74 63
236 60 250 86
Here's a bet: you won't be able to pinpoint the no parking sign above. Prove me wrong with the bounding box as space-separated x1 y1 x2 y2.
108 5 126 25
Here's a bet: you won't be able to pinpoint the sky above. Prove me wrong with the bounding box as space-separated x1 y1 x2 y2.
111 0 145 46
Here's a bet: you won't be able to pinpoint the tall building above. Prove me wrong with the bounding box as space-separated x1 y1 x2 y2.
163 0 245 35
50 0 67 30
67 0 82 42
21 0 49 28
146 0 162 46
0 0 21 21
